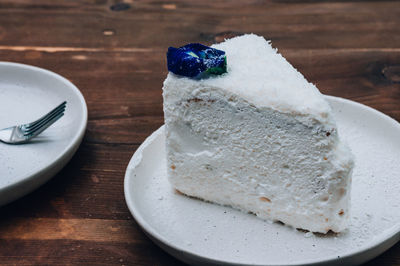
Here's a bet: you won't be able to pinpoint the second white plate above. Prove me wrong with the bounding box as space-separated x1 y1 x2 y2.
124 96 400 266
0 62 87 206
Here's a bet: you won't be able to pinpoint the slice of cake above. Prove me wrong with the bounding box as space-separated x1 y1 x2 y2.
162 34 354 233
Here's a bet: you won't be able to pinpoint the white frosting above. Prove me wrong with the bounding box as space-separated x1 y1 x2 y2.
165 34 332 124
162 34 354 233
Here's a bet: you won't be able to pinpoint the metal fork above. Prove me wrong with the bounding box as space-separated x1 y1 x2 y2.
0 101 66 144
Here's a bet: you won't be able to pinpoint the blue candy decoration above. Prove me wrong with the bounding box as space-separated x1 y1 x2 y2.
167 43 227 79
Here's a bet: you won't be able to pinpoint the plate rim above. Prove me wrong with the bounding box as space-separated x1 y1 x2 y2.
124 96 400 266
0 61 88 205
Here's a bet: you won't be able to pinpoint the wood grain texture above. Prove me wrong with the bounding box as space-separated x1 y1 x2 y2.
0 1 399 49
0 239 182 265
0 0 399 265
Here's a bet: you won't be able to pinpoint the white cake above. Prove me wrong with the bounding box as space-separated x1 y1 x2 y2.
162 34 354 233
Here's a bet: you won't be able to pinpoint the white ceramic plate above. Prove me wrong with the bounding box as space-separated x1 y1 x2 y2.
124 96 400 266
0 62 87 206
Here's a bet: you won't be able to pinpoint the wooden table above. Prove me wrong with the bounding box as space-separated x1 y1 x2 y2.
0 0 399 265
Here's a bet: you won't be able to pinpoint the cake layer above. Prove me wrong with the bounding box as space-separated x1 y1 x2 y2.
163 84 353 233
165 34 333 125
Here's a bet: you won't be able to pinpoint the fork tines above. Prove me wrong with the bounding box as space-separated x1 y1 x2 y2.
22 101 67 136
